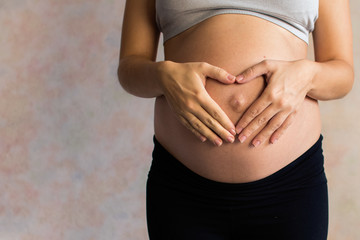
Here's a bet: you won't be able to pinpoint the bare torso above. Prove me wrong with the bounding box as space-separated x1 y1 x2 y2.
154 14 321 183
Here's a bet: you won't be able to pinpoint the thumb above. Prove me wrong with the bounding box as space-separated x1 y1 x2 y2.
236 60 271 83
202 62 236 84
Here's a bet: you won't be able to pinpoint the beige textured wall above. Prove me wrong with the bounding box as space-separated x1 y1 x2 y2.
0 0 358 239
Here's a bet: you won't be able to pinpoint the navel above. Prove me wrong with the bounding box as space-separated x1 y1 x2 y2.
230 94 246 113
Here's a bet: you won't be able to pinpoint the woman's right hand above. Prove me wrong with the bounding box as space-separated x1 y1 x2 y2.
158 61 237 146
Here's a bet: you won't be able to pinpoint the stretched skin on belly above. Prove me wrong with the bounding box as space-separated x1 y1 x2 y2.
205 76 266 124
154 14 322 182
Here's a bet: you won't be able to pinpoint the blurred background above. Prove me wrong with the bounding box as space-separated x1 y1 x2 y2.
0 0 359 239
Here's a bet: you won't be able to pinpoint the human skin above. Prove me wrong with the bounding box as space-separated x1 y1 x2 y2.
118 0 353 182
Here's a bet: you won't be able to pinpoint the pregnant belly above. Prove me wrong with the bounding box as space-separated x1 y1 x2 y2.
154 79 321 183
154 14 322 183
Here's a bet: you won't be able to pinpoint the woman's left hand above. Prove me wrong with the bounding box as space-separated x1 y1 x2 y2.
235 59 314 147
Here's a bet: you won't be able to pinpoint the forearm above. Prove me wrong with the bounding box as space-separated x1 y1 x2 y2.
118 55 169 98
307 59 354 101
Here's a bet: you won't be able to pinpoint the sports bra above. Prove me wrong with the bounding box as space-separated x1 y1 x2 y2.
155 0 319 44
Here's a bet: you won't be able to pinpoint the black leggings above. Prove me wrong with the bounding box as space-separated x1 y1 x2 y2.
146 135 328 240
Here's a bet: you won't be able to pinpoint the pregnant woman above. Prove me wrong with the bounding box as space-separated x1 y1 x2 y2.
118 0 354 239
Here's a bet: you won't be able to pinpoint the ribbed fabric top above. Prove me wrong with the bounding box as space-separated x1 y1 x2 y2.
156 0 319 44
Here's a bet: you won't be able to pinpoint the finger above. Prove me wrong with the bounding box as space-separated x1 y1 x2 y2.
251 111 292 147
195 109 235 144
179 114 223 146
235 94 272 134
237 104 278 143
236 60 272 83
178 115 208 143
200 62 236 84
200 94 237 137
270 113 296 144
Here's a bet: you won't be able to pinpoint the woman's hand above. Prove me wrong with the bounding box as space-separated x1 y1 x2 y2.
159 61 237 146
235 59 315 147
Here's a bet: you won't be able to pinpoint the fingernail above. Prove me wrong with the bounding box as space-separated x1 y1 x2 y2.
272 138 278 144
239 135 247 143
236 127 243 134
230 128 236 135
236 75 244 82
227 74 236 81
200 136 207 142
253 140 261 147
227 135 234 143
214 139 223 147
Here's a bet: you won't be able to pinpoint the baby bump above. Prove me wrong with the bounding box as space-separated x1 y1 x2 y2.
154 72 321 183
205 76 266 124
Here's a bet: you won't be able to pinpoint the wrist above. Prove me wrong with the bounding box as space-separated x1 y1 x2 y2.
155 60 178 95
300 59 320 98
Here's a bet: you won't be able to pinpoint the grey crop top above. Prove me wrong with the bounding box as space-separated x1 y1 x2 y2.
155 0 319 44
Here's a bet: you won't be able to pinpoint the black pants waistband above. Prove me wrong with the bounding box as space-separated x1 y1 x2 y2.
149 135 325 192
